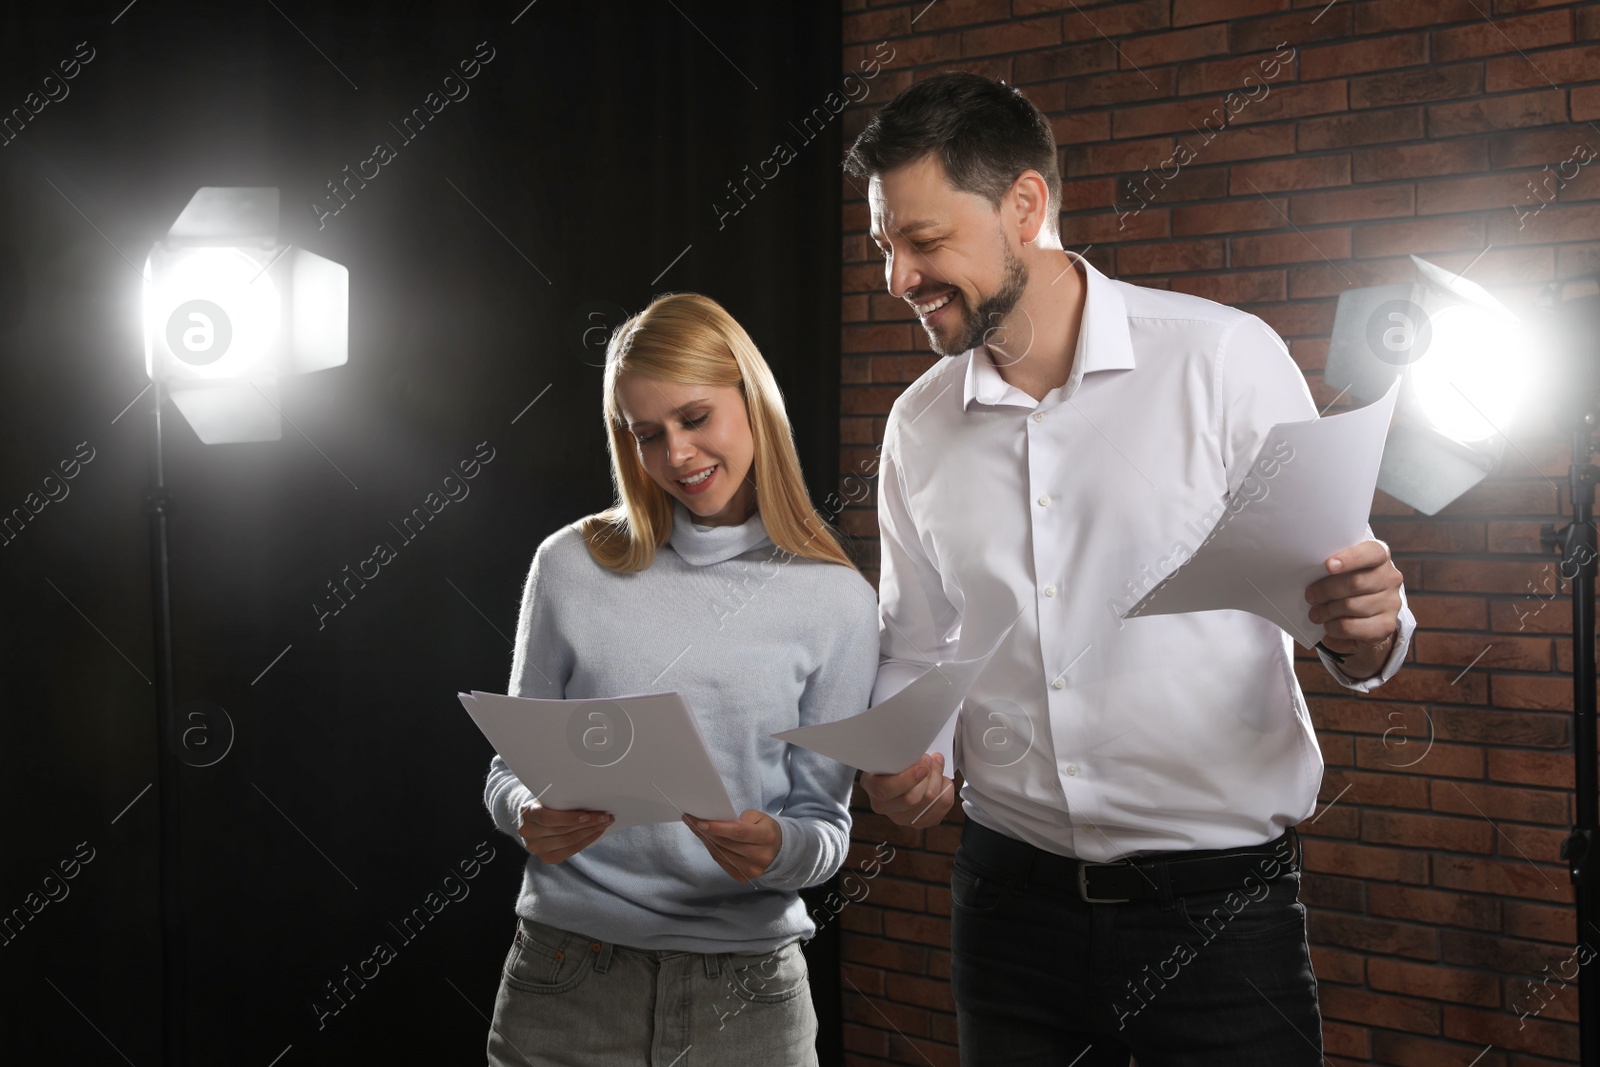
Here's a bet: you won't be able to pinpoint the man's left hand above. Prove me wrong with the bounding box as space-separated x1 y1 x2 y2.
684 809 782 883
1305 538 1404 679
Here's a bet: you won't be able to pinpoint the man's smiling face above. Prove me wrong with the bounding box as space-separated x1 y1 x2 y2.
868 153 1029 358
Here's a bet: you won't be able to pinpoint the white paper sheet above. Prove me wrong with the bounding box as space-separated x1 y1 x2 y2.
1122 379 1400 646
772 616 1019 775
460 690 738 835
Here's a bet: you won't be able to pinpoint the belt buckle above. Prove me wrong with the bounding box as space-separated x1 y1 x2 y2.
1076 860 1132 903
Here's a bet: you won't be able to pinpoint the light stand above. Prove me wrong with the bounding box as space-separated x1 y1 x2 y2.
1548 448 1598 1067
1541 291 1600 1067
144 380 185 1065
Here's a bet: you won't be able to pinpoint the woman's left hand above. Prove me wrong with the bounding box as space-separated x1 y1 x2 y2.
683 809 781 883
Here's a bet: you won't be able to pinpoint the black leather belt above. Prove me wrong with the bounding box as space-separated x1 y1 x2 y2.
959 818 1301 904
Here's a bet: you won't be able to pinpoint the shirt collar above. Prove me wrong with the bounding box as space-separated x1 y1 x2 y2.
667 498 772 566
962 249 1135 411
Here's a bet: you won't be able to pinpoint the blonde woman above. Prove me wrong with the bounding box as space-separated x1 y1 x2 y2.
482 292 877 1067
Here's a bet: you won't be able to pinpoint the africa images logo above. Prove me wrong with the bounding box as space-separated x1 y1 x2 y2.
566 703 634 768
166 299 232 365
1365 299 1432 367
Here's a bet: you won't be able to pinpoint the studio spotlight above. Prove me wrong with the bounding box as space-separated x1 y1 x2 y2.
1326 254 1538 515
139 187 347 1065
141 186 348 443
1335 256 1600 1063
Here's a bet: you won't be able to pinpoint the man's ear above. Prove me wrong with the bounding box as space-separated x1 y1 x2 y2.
1011 169 1053 245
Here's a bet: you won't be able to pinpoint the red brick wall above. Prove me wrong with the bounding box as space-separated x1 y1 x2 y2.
836 2 1600 1064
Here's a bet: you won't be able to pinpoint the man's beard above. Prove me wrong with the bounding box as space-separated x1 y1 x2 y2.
925 239 1029 357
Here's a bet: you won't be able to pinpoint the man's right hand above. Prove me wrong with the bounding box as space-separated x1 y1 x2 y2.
517 802 614 863
860 753 955 828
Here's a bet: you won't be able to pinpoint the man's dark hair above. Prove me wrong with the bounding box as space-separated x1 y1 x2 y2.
843 70 1061 237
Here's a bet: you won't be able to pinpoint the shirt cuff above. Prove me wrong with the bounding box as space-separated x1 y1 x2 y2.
1319 599 1415 692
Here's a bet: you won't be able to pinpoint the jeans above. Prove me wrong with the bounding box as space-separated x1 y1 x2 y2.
950 823 1323 1066
486 915 819 1067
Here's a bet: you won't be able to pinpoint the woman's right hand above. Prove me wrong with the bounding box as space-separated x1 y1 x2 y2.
517 802 614 863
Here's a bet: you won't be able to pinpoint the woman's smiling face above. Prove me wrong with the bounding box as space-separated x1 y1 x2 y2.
616 372 757 527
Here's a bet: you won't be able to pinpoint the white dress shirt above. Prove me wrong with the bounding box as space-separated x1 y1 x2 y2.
872 250 1416 861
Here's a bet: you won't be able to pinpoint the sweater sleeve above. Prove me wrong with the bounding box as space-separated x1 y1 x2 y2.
484 535 573 845
760 579 879 891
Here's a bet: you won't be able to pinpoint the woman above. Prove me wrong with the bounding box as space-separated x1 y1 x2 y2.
483 291 879 1066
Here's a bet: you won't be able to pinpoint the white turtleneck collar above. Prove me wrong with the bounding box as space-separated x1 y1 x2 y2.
667 498 773 566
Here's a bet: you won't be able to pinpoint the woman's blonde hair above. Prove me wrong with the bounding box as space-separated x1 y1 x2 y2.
577 292 858 575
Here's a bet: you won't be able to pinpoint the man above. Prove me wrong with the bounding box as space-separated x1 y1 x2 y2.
844 72 1414 1066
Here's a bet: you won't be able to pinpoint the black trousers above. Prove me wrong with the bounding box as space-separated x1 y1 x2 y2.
950 819 1323 1067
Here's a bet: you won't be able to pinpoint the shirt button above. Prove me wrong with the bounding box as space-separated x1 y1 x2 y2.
1052 677 1065 690
1044 584 1057 597
1038 495 1050 507
1066 763 1079 776
1032 412 1044 422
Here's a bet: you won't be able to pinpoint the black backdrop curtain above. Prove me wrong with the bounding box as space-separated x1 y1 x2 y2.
0 1 845 1062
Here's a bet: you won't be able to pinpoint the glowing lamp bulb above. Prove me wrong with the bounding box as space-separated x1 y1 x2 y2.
1410 303 1530 445
144 247 280 379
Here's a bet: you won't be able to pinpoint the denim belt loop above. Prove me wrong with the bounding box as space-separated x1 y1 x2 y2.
592 938 614 974
704 951 724 980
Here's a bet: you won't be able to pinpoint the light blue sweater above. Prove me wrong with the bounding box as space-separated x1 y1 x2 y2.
483 499 879 953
